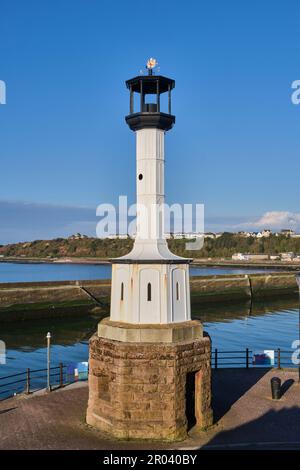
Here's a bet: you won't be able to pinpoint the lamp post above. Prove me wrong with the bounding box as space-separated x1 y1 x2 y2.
296 274 300 383
46 332 51 392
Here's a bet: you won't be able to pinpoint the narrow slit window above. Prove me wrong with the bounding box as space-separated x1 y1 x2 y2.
121 282 124 301
147 282 152 301
176 282 180 301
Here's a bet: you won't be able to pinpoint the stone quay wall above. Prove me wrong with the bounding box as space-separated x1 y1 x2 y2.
0 272 297 321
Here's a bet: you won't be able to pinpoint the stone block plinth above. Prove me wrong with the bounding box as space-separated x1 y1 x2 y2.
86 319 213 441
98 317 203 343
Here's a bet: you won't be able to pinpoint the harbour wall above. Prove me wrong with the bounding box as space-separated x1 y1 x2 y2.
0 272 297 322
0 272 298 322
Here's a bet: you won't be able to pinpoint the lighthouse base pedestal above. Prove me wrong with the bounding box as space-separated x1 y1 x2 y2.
86 320 213 441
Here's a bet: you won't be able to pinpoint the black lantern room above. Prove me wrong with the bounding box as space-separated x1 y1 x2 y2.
125 62 175 132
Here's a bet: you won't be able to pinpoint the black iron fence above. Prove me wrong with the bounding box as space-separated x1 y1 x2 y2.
0 363 87 401
0 348 298 401
211 348 296 369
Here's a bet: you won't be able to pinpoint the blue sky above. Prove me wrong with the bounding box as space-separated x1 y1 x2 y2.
0 1 300 243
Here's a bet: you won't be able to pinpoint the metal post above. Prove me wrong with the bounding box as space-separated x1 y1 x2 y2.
299 287 300 382
246 348 249 369
271 377 281 400
59 362 63 388
277 348 281 369
156 79 160 112
130 85 133 114
215 348 218 369
140 80 143 112
297 273 300 383
26 368 30 394
46 332 51 392
168 84 171 114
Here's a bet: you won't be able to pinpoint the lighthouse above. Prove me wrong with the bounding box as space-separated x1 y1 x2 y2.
110 58 191 325
86 60 213 440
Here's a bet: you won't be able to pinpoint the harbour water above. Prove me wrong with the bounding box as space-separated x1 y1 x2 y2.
0 262 297 398
0 297 298 391
0 261 276 283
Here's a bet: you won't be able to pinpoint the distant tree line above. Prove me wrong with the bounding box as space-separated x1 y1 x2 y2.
0 233 299 259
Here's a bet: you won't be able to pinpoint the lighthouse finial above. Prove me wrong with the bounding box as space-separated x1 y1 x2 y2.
146 58 157 75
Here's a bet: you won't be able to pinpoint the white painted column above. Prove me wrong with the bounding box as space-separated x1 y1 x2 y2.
135 128 165 245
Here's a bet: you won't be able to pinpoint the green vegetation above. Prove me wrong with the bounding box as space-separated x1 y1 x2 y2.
0 233 299 259
196 232 300 258
0 237 134 259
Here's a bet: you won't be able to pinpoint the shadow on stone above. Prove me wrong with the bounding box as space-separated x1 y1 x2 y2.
203 406 300 450
212 368 270 422
186 371 196 430
281 378 294 397
0 407 17 415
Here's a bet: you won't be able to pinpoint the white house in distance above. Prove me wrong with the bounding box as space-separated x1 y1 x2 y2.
238 230 272 238
281 229 295 237
168 232 222 240
281 252 295 261
257 229 272 238
237 229 300 239
232 253 269 261
232 252 300 262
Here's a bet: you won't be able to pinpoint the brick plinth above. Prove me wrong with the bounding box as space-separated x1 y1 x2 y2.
86 324 212 441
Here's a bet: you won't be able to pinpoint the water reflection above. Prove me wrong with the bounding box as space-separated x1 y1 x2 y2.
0 313 106 351
192 297 298 324
195 297 299 353
0 297 298 379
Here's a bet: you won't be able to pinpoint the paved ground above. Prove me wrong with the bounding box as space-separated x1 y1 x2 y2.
0 368 300 450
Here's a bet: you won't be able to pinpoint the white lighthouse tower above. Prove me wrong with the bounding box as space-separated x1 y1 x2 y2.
110 59 191 324
87 61 212 440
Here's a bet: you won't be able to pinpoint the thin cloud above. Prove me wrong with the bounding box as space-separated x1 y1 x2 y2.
236 211 300 231
0 201 98 244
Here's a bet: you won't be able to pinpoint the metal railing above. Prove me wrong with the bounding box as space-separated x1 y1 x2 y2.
211 348 297 369
0 348 298 401
0 363 87 401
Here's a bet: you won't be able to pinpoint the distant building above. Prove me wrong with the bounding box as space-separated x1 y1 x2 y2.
107 234 129 239
238 231 253 238
232 253 249 261
232 253 269 261
172 232 207 239
280 252 295 261
258 229 272 238
204 232 217 239
247 254 269 261
68 233 88 240
156 231 222 239
239 230 272 239
281 229 295 237
246 232 259 238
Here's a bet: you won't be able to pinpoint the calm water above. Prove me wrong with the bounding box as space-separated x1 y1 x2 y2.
0 262 276 283
0 262 296 398
0 298 298 391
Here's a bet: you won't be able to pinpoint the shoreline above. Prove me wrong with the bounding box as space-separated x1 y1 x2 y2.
0 257 111 265
0 256 299 270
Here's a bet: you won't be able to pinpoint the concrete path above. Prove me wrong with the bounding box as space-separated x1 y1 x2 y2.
1 369 300 450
